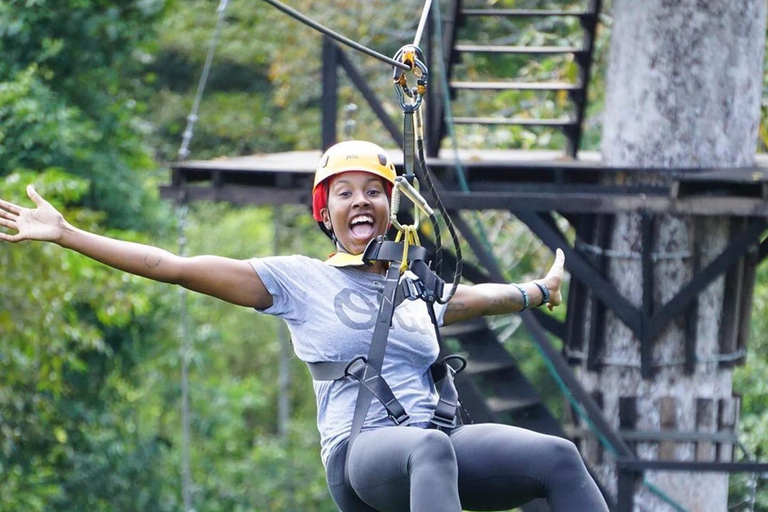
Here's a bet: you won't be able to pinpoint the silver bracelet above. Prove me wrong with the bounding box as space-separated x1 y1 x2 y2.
510 283 529 311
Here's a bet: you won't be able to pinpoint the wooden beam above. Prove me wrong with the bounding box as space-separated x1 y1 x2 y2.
587 214 612 371
615 459 768 473
684 218 701 375
436 190 768 216
719 218 746 367
640 213 655 379
514 211 643 337
160 185 308 207
648 218 768 341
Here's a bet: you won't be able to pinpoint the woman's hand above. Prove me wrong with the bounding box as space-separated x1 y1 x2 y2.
538 248 565 311
0 185 66 243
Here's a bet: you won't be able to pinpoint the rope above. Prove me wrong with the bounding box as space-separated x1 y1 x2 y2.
412 117 463 304
260 0 410 71
177 0 230 161
429 1 495 259
412 0 433 48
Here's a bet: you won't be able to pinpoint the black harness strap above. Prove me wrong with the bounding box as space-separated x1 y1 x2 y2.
308 357 410 425
344 260 403 484
362 238 428 265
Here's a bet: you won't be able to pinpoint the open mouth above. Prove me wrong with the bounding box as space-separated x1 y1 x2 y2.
349 214 375 238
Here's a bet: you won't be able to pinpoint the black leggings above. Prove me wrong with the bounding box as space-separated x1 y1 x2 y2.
326 423 608 512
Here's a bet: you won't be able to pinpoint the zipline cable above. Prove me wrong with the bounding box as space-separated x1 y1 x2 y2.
260 0 410 71
175 2 231 510
412 0 433 48
178 0 230 161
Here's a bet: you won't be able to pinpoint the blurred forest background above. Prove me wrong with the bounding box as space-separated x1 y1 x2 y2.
0 0 766 510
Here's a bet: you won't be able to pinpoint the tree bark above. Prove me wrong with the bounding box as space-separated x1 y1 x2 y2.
585 1 766 510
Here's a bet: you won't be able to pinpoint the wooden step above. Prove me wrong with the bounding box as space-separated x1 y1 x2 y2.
451 80 579 91
486 396 541 414
452 117 575 127
464 358 515 376
461 9 592 18
455 44 583 54
440 318 487 337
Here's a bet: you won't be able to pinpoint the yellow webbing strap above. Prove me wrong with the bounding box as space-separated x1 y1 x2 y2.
324 252 366 267
394 225 420 273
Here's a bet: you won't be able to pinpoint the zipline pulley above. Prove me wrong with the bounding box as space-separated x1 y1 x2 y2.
392 44 429 113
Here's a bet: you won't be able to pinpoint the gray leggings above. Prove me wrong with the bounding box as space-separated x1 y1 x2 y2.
326 423 609 512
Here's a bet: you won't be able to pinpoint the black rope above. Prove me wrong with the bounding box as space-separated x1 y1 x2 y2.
260 0 410 71
414 129 462 304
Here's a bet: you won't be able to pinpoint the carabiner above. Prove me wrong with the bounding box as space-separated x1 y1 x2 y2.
392 44 428 113
390 175 435 233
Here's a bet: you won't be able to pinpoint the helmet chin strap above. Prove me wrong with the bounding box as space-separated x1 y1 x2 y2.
328 221 355 256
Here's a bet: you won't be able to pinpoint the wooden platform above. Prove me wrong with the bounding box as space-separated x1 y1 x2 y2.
162 149 768 216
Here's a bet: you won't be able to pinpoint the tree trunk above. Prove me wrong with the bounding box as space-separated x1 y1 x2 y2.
585 1 766 510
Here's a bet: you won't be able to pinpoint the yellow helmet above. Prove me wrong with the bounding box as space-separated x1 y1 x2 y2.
312 140 397 222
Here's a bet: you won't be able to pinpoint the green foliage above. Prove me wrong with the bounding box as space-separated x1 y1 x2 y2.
0 171 177 511
732 261 768 510
0 0 169 231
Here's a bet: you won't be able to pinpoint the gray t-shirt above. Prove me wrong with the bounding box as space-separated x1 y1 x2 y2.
249 255 446 465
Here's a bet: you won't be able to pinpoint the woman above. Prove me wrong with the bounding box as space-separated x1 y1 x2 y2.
0 140 608 512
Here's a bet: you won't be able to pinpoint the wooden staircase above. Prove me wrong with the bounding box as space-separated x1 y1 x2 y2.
427 0 602 157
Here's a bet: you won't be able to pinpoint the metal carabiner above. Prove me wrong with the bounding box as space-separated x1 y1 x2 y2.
390 176 434 233
392 44 428 113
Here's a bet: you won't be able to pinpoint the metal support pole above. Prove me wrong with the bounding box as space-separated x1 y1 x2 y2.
274 206 291 438
617 467 638 512
322 37 339 150
177 202 193 512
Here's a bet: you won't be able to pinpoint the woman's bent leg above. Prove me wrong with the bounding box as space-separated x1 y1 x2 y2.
328 426 463 512
450 424 608 512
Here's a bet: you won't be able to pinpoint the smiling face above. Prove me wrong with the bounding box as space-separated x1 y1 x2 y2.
320 171 390 256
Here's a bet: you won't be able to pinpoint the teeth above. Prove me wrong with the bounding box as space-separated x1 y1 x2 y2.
351 215 373 225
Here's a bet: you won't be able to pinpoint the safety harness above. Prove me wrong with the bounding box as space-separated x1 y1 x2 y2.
307 237 466 485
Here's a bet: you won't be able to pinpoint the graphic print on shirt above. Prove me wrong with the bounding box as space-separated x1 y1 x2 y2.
333 287 433 336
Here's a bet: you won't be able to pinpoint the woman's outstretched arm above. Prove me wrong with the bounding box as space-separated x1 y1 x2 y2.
442 249 565 325
0 185 273 309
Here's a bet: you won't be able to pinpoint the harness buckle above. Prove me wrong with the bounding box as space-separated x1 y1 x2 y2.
401 278 421 301
387 409 411 426
429 404 458 430
344 356 368 379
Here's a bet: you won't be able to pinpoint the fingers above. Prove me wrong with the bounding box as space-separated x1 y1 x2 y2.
0 216 16 229
544 249 565 311
26 185 47 207
0 215 22 242
0 192 29 243
0 197 22 215
0 231 22 243
0 204 16 222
